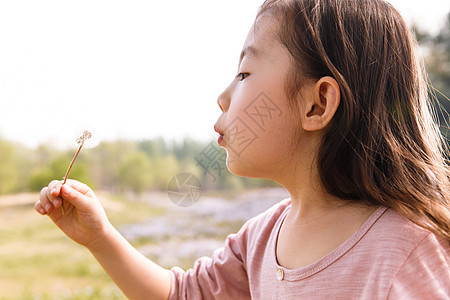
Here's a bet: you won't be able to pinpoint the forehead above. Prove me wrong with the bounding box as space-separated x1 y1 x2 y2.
240 16 280 63
243 16 278 49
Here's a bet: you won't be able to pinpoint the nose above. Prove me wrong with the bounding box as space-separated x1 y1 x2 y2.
217 84 231 112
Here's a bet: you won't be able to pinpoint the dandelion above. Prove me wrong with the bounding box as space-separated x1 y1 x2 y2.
61 130 92 215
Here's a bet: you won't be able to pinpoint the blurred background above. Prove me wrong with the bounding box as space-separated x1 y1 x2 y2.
0 0 449 299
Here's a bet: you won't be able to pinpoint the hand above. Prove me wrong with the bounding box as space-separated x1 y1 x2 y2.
35 179 172 299
34 179 112 248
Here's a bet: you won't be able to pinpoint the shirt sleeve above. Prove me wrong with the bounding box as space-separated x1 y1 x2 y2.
168 222 252 300
387 233 450 300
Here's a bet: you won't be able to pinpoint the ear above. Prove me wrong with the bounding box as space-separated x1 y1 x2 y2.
302 76 340 132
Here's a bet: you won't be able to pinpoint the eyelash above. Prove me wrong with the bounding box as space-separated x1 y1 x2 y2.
236 72 250 81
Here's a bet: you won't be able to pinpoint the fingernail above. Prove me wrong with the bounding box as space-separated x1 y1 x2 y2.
52 199 59 207
50 188 56 195
45 203 52 212
39 207 45 214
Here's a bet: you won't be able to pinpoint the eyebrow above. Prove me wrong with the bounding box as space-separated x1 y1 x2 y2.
239 45 260 66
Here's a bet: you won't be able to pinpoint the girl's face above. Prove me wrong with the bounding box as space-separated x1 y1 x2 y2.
215 17 308 179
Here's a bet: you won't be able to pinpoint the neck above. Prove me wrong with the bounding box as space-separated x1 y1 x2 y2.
279 168 345 220
271 137 362 223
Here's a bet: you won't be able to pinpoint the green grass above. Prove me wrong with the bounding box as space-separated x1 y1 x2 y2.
0 192 166 300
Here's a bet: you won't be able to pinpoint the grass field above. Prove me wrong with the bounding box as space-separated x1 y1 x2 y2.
0 192 166 300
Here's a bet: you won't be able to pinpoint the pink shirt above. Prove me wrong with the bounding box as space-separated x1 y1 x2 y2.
169 199 450 299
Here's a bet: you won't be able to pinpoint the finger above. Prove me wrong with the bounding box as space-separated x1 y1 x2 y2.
39 187 54 213
48 183 63 208
49 180 62 189
60 185 95 212
34 201 47 215
64 179 96 198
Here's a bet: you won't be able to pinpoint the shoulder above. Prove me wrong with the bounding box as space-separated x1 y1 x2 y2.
362 208 449 264
386 228 449 299
239 198 291 237
367 208 448 256
360 208 449 298
248 197 291 225
225 198 290 257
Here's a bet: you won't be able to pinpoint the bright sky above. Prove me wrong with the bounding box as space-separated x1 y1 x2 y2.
0 0 449 149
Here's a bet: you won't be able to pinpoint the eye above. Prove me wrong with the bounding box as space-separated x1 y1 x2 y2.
236 72 250 81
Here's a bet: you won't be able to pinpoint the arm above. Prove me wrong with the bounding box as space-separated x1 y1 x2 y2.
34 180 171 300
87 223 171 300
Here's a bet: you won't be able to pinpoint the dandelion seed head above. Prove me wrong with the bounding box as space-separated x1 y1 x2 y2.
76 130 92 145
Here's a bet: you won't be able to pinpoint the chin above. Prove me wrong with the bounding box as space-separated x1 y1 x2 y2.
226 155 270 179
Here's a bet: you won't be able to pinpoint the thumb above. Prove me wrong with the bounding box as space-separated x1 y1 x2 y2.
61 185 94 211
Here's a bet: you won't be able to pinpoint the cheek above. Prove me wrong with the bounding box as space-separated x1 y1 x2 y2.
222 90 263 150
221 82 295 177
224 118 295 179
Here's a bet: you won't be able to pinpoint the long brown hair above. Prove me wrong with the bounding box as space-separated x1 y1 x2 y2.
258 0 450 242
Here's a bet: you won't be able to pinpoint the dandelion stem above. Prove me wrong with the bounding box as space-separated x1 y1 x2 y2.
61 143 83 215
61 131 91 215
63 143 83 185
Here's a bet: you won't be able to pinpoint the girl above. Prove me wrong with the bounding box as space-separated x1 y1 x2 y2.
35 0 449 299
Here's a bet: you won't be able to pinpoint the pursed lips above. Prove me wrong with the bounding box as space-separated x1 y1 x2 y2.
214 125 225 145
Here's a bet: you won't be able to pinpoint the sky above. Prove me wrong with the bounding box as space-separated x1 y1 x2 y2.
0 0 449 149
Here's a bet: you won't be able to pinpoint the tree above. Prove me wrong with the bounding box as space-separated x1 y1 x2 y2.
117 151 154 194
88 140 136 191
0 138 21 194
28 152 91 192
